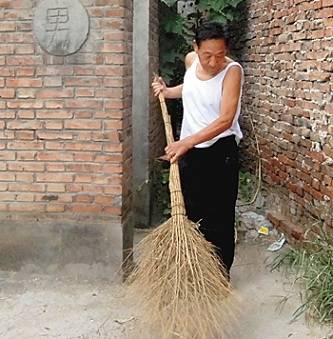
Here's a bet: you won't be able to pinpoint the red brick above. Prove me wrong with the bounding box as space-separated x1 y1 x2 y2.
0 130 15 138
88 7 104 17
46 204 65 212
7 141 43 150
95 194 113 204
37 152 73 162
15 172 34 182
76 88 95 97
7 100 43 109
7 55 42 65
8 203 45 212
8 183 45 192
0 22 15 31
95 65 125 76
322 0 333 7
103 185 122 194
7 120 42 130
46 162 65 173
64 120 101 130
94 154 122 163
73 111 93 119
0 151 16 160
0 193 15 201
73 66 95 75
7 78 42 87
103 206 121 215
0 44 14 54
15 193 34 202
81 184 104 193
0 172 15 181
35 193 71 203
74 174 93 183
65 143 102 152
95 88 124 98
37 131 73 140
16 67 35 77
66 184 83 193
73 194 95 203
0 67 14 76
36 88 74 99
15 131 35 140
0 88 15 98
103 78 125 87
36 110 73 119
47 183 66 192
16 151 36 161
64 77 102 87
0 183 8 191
104 31 127 41
7 162 44 172
73 152 95 162
15 44 34 54
45 141 63 150
44 101 64 109
36 66 74 76
17 89 36 99
36 173 74 183
17 110 35 119
64 99 103 109
103 144 122 152
43 77 62 87
44 121 64 130
16 22 32 31
69 203 103 213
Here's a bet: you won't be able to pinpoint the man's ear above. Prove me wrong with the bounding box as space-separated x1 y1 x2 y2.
193 40 198 53
225 46 230 56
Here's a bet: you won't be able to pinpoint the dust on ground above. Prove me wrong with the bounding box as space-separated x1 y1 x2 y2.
1 231 332 339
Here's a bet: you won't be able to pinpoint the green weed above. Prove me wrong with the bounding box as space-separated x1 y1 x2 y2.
271 228 333 324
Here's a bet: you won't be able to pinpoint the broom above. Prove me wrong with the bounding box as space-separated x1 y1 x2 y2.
125 87 237 339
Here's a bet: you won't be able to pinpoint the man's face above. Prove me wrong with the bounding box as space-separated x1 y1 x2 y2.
194 39 228 76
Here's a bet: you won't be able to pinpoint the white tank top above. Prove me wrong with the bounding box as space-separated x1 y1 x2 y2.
180 57 244 148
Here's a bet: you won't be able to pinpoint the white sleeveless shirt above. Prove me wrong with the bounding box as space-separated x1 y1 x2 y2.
180 57 244 148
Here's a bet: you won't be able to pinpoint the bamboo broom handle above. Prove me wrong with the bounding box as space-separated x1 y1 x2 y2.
157 92 186 217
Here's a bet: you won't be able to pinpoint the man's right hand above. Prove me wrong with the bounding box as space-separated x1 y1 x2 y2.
152 77 168 97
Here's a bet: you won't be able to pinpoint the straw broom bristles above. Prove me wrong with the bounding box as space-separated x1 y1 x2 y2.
125 91 238 339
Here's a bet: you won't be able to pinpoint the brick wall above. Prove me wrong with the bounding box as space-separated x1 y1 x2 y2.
0 0 133 223
232 0 333 231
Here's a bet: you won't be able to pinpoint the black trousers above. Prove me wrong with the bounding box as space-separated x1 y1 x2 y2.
179 135 239 271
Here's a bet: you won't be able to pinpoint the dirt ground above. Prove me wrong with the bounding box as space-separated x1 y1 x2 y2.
0 232 332 339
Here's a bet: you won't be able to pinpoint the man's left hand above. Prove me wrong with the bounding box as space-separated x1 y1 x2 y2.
165 138 194 163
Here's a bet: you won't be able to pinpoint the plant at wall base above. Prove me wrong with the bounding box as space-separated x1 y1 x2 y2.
238 170 256 203
271 225 333 324
150 161 171 226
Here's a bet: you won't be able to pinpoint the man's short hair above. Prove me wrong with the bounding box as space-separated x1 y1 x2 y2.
195 21 230 48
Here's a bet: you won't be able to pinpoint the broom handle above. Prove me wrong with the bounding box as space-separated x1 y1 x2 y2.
158 92 186 217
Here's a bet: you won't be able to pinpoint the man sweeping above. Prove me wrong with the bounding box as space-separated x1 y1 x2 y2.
152 21 244 281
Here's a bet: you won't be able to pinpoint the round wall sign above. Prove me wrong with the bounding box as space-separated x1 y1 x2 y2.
33 0 90 56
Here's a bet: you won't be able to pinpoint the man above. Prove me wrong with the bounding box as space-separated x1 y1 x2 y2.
152 21 244 280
